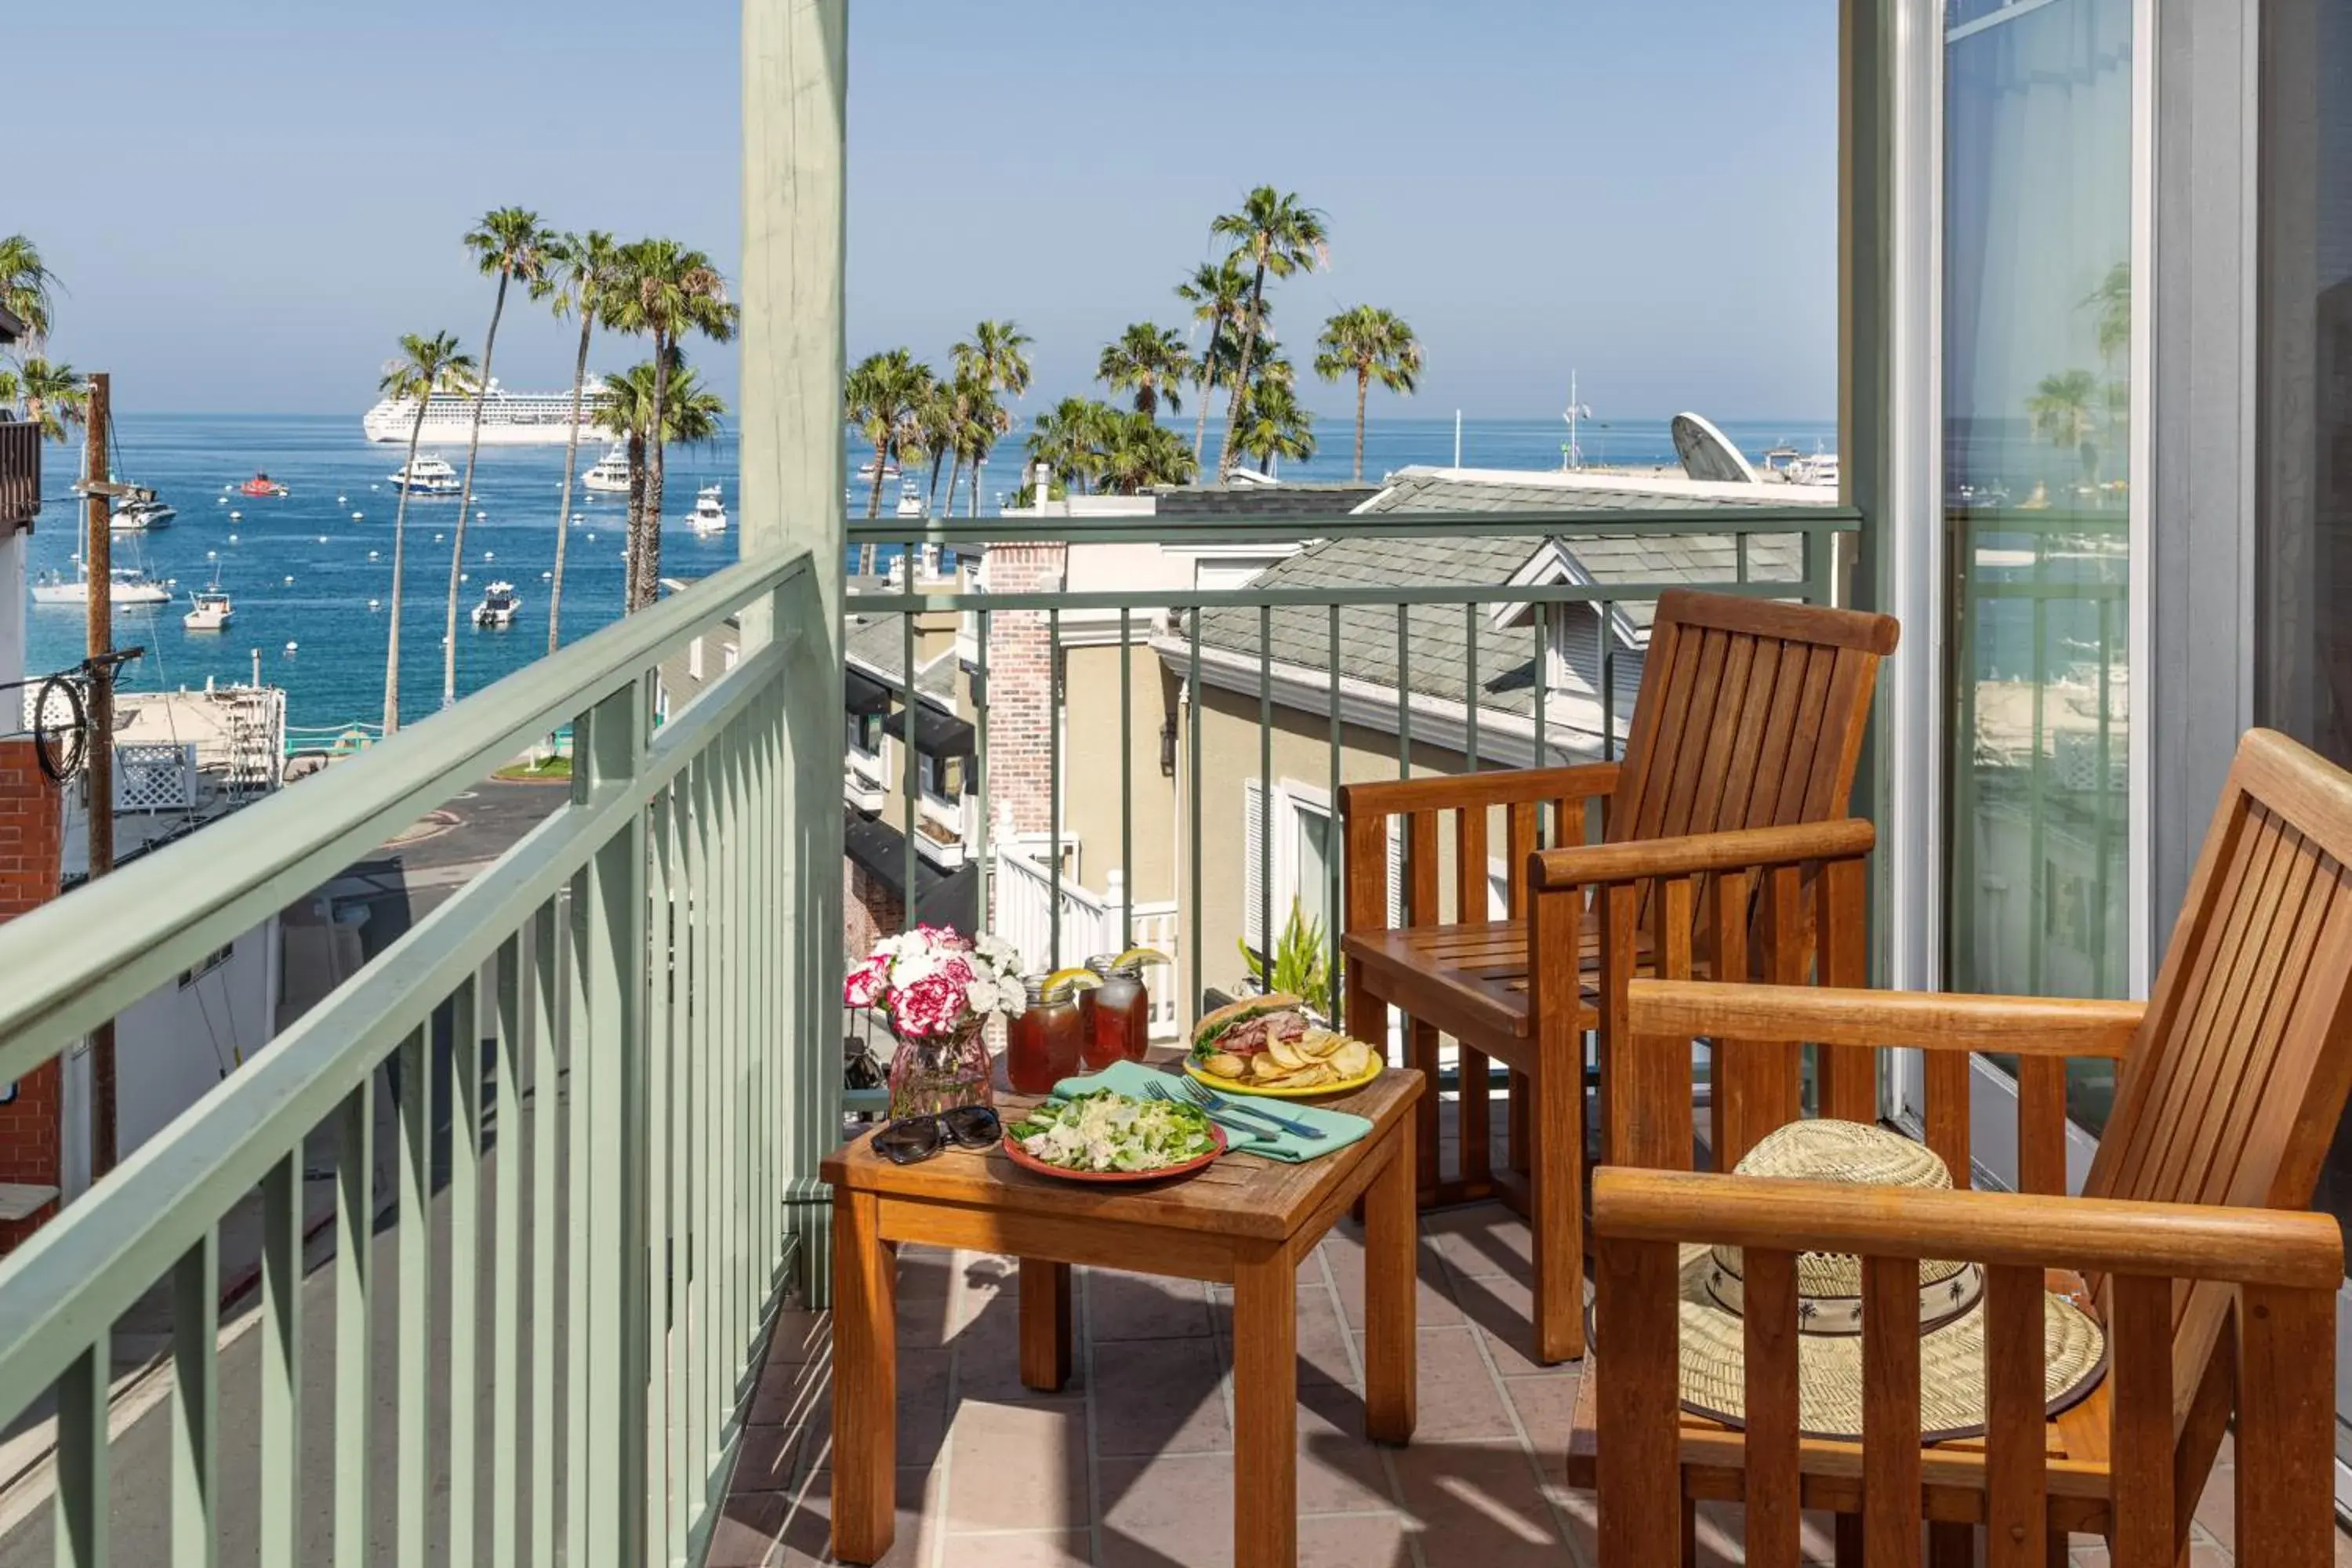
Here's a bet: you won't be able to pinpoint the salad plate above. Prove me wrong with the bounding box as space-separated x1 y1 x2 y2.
1004 1090 1228 1184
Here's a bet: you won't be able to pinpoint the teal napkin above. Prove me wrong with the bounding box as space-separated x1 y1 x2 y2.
1044 1059 1372 1164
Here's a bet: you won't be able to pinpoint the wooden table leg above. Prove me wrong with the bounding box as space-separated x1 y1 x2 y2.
1831 1512 1863 1566
1232 1243 1298 1568
1018 1258 1073 1392
1362 1129 1417 1445
1410 1017 1442 1202
1926 1521 1972 1566
830 1189 895 1565
1533 1050 1584 1363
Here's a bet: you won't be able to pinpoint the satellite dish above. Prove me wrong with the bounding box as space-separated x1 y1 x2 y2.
1671 413 1760 485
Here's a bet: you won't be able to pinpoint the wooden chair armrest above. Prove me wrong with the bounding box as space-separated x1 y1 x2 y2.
1627 980 2142 1058
1529 818 1875 893
1338 760 1620 823
1592 1167 2343 1287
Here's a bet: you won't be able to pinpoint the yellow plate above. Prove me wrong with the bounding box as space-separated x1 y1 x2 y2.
1182 1055 1382 1099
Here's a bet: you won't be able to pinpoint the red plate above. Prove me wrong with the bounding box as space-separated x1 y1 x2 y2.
1000 1122 1228 1184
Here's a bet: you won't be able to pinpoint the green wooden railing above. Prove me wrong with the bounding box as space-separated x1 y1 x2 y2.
0 546 822 1568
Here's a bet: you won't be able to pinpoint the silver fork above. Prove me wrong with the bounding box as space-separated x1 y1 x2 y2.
1178 1076 1327 1140
1142 1078 1273 1144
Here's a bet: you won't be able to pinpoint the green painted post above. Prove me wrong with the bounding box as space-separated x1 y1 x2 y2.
490 940 522 1568
447 978 480 1568
174 1232 220 1568
260 1148 303 1566
55 1336 107 1568
528 904 561 1568
397 1025 430 1568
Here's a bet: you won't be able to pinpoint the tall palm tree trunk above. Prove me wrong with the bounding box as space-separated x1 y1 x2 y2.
446 274 509 705
1217 265 1269 481
635 332 673 612
548 313 593 655
385 409 427 734
942 454 963 519
624 428 648 596
970 452 984 517
927 450 947 514
859 445 888 575
1353 367 1370 484
1193 365 1213 462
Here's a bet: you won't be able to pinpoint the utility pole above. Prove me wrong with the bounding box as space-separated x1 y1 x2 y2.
82 372 118 1179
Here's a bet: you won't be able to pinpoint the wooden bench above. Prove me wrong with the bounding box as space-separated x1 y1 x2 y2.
1338 589 1899 1363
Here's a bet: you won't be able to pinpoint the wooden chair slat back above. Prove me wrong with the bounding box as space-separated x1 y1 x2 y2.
2086 729 2352 1409
1606 591 1898 846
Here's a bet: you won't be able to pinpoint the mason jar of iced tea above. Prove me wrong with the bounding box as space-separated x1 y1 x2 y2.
1007 975 1084 1095
1080 954 1149 1069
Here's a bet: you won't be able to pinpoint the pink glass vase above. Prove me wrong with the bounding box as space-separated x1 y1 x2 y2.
885 1017 995 1121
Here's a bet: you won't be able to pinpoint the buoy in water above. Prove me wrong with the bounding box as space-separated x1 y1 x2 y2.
283 575 294 584
317 535 328 543
216 497 225 506
460 573 470 583
368 550 379 561
369 600 380 610
229 534 239 543
434 533 444 543
476 510 486 521
284 641 298 654
484 550 494 561
352 511 363 521
337 495 347 505
228 510 241 521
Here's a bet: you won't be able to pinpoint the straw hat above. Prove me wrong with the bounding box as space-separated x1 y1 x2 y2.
1667 1120 2107 1443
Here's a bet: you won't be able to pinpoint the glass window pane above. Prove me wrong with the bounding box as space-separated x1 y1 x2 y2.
1943 0 2136 1131
1294 804 1333 935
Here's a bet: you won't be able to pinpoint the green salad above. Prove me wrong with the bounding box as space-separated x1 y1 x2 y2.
1007 1091 1220 1174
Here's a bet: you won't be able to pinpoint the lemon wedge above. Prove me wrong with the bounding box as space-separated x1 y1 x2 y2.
1112 946 1172 970
1042 967 1103 998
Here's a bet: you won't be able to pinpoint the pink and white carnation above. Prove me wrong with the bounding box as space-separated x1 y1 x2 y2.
844 925 1028 1040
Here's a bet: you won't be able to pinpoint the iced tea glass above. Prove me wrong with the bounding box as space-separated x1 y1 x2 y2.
1007 976 1084 1095
1080 954 1149 1069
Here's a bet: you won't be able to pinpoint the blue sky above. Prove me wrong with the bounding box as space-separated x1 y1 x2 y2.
10 1 1836 420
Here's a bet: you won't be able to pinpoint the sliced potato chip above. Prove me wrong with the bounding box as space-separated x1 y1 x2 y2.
1250 1052 1290 1081
1265 1036 1305 1071
1295 1027 1341 1060
1331 1042 1374 1080
1203 1052 1248 1081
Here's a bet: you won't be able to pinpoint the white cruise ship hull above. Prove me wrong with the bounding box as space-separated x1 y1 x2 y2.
364 403 615 446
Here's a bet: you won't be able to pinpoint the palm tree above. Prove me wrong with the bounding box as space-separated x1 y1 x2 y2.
1314 305 1421 484
919 377 959 515
1026 397 1119 495
2027 368 2103 497
1176 257 1252 462
441 208 556 704
607 240 739 610
1097 323 1194 419
844 349 935 572
377 332 477 736
1092 410 1199 495
1208 187 1329 481
597 358 729 601
949 320 1033 511
542 230 625 655
0 235 60 355
1236 357 1317 476
948 379 1008 517
9 360 89 443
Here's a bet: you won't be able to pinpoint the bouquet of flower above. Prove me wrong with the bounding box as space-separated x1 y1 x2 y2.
844 925 1027 1042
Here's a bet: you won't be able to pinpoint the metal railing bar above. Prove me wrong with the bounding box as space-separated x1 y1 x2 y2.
846 506 1861 546
1120 608 1133 956
489 938 522 1568
1396 604 1412 779
644 787 673 1568
448 978 481 1568
526 902 559 1568
900 601 917 937
1258 605 1272 967
260 1147 303 1566
55 1337 107 1568
1187 630 1202 1025
852 577 1820 616
974 608 992 948
1465 602 1480 773
172 1232 220 1568
0 550 813 1083
1600 601 1618 761
1049 608 1062 964
1533 604 1549 769
1327 605 1342 995
688 750 719 1523
396 1024 430 1568
662 784 691 1562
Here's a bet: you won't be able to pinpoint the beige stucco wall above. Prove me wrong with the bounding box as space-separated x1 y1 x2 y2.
1054 640 1181 906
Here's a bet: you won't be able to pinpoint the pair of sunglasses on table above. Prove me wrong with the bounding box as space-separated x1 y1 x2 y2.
870 1105 1002 1166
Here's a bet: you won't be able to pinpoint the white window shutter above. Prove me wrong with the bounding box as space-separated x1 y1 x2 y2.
1243 780 1265 953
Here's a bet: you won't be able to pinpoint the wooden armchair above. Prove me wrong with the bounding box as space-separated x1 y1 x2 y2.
1338 590 1900 1363
1570 728 2352 1563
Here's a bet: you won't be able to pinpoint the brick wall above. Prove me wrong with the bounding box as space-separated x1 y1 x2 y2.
982 541 1068 838
845 861 902 964
0 739 65 1255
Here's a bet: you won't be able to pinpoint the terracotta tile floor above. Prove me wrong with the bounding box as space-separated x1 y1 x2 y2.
716 1140 2343 1565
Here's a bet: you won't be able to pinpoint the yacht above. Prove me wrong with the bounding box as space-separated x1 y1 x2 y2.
857 456 900 483
582 445 633 495
1787 445 1842 488
184 589 234 631
688 485 728 534
894 479 925 519
239 472 289 498
31 561 174 608
363 377 613 446
390 455 462 496
111 496 176 532
472 580 521 629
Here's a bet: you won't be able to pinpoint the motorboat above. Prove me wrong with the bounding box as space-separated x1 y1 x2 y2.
390 455 462 495
472 579 521 629
111 496 176 532
582 445 632 494
894 478 925 519
857 456 900 483
688 484 728 534
184 589 234 631
30 561 173 608
240 472 289 498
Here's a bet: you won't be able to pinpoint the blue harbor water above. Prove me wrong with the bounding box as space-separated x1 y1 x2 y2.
24 412 1835 736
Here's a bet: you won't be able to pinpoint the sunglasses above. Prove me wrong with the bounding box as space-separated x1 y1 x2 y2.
871 1105 1004 1166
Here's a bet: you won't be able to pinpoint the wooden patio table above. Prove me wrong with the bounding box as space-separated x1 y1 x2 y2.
822 1069 1426 1568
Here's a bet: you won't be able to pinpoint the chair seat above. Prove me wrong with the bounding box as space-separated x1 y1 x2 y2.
1342 913 1665 1048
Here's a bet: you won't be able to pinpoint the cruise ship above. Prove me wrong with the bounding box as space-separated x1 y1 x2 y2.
361 378 613 446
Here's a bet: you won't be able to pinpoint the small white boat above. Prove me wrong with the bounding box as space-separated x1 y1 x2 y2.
184 589 234 631
390 455 463 495
582 445 632 494
111 496 176 532
858 456 901 483
894 478 925 519
31 562 174 608
688 484 728 534
472 580 521 629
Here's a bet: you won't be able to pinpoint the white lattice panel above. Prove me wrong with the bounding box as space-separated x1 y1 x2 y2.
115 743 198 812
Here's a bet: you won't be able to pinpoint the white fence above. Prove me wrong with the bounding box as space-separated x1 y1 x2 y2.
992 845 1181 1040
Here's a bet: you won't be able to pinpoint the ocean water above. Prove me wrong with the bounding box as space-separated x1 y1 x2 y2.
24 411 1833 735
